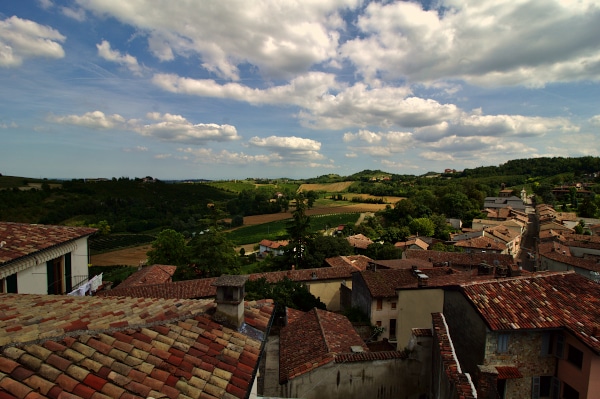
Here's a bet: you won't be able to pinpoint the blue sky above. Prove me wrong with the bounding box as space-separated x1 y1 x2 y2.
1 0 599 180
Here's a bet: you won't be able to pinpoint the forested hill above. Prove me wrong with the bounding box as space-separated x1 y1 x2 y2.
459 156 600 179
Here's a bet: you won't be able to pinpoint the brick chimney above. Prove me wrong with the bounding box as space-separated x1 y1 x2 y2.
212 275 249 329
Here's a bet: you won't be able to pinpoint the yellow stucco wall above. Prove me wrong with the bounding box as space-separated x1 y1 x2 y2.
396 289 444 349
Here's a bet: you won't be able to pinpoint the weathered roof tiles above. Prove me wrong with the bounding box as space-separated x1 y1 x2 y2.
0 293 274 399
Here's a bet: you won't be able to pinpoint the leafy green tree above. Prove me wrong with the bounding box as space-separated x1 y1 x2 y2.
380 226 411 243
409 217 435 237
179 230 240 280
285 193 314 269
304 236 354 269
89 220 111 235
364 242 402 260
146 229 188 266
578 197 598 218
245 277 326 312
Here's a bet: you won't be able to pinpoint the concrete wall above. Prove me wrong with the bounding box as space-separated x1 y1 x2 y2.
277 357 430 399
397 288 444 349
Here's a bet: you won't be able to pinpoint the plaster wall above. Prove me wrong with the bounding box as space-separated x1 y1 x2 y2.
306 279 350 312
277 357 429 399
17 237 90 294
557 333 600 399
396 288 444 349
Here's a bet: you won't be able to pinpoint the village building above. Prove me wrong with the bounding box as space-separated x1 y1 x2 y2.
443 272 600 399
0 222 97 295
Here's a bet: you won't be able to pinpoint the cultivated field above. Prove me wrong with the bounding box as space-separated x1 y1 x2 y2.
89 201 391 266
297 182 354 192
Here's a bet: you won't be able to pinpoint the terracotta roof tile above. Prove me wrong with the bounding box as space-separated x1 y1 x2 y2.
357 267 496 298
495 366 522 379
432 313 476 399
0 293 274 398
279 308 368 383
0 222 97 265
117 265 177 289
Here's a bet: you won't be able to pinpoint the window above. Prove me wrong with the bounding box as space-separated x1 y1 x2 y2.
497 334 509 353
532 376 560 399
6 274 17 293
541 332 553 356
376 298 382 310
391 302 397 309
47 258 63 295
567 344 583 369
555 334 565 358
376 321 382 327
562 382 579 399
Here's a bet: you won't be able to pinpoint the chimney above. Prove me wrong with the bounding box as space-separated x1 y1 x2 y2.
212 275 249 329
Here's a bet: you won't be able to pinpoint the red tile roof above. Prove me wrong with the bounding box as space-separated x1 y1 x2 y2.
404 250 516 269
279 308 368 383
357 267 497 298
0 293 274 398
324 255 373 270
0 222 97 265
453 235 506 251
460 272 600 353
495 366 522 379
346 234 373 250
100 266 357 300
117 264 177 289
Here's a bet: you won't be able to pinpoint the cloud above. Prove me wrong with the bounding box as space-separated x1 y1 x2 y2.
61 7 86 22
0 16 65 67
153 72 462 130
48 111 125 129
590 115 600 126
47 110 241 144
123 146 148 152
97 40 144 76
248 135 326 162
135 113 241 144
340 0 600 88
74 0 361 80
178 147 272 165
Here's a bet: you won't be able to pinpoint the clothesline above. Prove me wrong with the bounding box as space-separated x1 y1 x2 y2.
67 273 103 296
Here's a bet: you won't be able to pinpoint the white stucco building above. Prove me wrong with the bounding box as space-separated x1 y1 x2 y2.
0 222 97 294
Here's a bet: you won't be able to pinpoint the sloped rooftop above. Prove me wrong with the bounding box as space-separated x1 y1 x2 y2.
460 272 600 354
357 267 498 298
279 308 368 383
116 264 177 289
0 293 274 398
0 222 97 265
100 266 357 300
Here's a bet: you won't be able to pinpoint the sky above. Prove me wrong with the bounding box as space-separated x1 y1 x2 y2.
1 0 599 180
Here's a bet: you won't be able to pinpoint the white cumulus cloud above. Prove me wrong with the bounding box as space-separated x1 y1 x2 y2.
97 40 144 76
0 16 65 67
